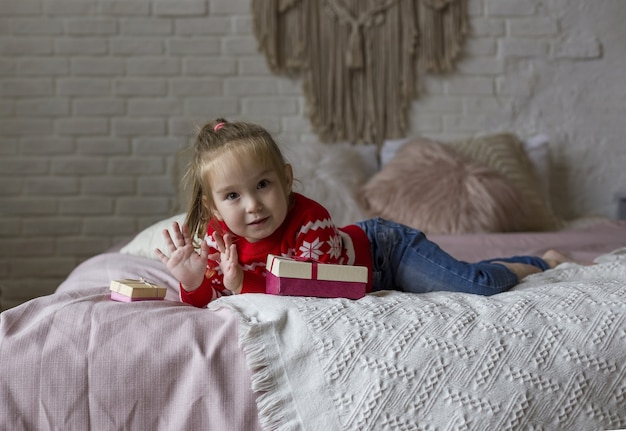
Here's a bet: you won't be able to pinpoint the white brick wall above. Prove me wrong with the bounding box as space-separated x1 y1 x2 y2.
1 0 625 310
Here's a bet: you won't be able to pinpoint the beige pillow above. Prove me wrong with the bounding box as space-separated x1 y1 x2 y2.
447 133 562 231
361 139 526 234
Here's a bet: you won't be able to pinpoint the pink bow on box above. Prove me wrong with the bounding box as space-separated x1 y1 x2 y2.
288 255 322 278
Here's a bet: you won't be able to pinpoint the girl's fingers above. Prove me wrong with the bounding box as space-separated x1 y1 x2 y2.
213 231 226 253
171 222 185 247
155 248 168 263
181 223 193 243
223 233 233 258
163 222 193 252
162 229 177 253
223 236 230 260
229 243 237 262
199 238 211 260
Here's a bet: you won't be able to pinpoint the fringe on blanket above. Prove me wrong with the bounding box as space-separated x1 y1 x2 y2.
236 320 298 431
252 0 468 146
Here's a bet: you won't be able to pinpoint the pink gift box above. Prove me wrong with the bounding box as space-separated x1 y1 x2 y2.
110 278 167 302
265 254 367 300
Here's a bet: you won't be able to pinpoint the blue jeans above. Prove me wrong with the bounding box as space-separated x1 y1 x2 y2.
355 218 549 296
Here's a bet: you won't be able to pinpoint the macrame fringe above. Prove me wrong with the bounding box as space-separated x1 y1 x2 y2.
419 0 467 72
252 0 467 146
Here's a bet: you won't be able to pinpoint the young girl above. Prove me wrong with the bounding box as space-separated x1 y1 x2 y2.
156 118 567 308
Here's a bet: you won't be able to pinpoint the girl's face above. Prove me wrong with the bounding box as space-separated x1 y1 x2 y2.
206 154 293 243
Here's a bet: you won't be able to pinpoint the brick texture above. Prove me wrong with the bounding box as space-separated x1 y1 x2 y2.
0 0 622 310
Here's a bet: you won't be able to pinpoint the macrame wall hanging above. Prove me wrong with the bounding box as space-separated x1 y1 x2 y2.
252 0 468 146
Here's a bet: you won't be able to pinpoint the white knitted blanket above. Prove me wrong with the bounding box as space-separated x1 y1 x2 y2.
212 248 626 431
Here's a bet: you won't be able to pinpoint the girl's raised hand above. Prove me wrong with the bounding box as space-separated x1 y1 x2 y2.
155 222 208 292
213 231 244 294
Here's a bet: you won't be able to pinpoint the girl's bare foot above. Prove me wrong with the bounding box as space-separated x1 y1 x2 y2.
496 249 591 283
541 249 572 268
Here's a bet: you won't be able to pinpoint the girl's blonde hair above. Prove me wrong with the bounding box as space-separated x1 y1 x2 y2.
184 118 291 240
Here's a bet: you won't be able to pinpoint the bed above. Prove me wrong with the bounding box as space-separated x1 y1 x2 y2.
1 133 625 431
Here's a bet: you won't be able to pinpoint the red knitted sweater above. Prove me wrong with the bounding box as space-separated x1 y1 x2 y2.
180 193 372 307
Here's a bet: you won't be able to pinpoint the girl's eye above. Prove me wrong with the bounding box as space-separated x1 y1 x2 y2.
257 179 269 189
226 192 239 200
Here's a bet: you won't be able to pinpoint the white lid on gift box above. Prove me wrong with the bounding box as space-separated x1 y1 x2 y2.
266 254 367 283
109 278 167 298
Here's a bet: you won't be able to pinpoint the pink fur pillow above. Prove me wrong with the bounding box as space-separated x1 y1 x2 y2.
361 139 525 234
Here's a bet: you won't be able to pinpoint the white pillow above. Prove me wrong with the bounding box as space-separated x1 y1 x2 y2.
522 134 551 203
380 138 412 166
120 213 185 260
281 140 374 227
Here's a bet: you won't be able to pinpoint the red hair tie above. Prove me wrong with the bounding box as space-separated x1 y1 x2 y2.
213 122 225 131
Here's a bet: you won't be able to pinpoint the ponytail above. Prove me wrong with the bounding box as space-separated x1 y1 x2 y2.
182 117 228 243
